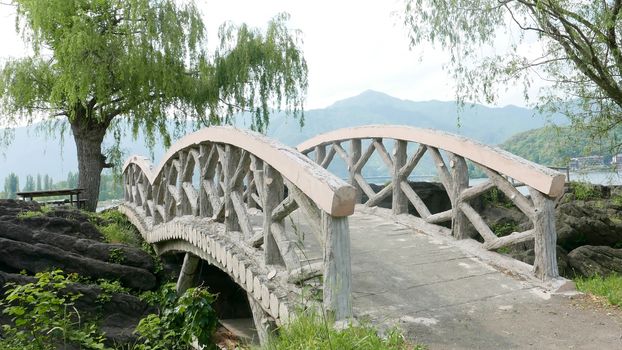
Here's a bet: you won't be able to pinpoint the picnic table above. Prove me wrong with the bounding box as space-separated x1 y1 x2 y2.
16 188 85 209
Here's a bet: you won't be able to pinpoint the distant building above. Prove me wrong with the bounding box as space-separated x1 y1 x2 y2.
611 154 622 170
569 156 605 171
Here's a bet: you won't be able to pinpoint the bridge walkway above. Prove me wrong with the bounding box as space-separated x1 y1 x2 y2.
345 208 622 349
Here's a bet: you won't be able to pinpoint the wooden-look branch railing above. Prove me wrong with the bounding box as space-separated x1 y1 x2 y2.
122 126 356 320
297 125 566 281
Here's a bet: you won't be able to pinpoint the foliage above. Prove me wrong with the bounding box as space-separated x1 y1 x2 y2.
491 220 519 238
0 270 109 350
0 0 307 211
96 279 130 304
570 182 601 201
403 0 622 143
482 188 513 209
3 172 19 199
261 309 422 350
135 283 218 350
23 175 35 191
575 274 622 307
500 125 622 167
108 248 126 264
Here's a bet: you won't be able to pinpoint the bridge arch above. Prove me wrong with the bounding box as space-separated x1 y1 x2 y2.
120 126 357 340
297 125 565 281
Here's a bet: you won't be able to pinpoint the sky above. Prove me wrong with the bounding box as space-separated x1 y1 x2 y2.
0 0 534 111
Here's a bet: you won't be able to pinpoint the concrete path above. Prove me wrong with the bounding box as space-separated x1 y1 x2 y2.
348 210 622 349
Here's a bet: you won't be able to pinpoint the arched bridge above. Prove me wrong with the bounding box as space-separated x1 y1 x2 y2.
120 125 607 347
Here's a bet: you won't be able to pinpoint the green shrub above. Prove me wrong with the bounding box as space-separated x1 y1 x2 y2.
570 181 600 201
96 279 130 304
261 309 425 350
108 247 126 264
491 220 519 237
0 270 109 350
135 283 218 350
575 274 622 307
482 188 513 208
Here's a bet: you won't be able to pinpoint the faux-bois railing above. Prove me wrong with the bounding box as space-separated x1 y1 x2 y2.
297 125 565 281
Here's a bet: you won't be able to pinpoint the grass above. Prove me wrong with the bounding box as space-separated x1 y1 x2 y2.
260 310 426 350
16 205 53 220
91 210 142 247
575 274 622 307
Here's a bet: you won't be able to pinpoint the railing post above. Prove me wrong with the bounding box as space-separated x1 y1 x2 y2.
349 139 362 203
450 154 469 239
224 145 241 232
124 167 131 202
263 164 284 265
322 212 352 320
529 189 559 280
392 140 408 214
315 145 326 164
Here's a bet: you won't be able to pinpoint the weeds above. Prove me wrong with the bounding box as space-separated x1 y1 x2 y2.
91 210 142 247
575 274 622 307
261 309 425 350
16 205 52 220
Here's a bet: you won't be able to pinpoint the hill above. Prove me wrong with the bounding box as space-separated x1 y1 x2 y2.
0 90 564 182
499 125 620 166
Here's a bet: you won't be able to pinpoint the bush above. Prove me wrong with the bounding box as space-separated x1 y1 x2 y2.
570 182 600 201
135 283 218 349
0 270 108 350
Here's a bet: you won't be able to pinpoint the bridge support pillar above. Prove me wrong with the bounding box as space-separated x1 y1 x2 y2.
176 252 201 294
247 293 276 345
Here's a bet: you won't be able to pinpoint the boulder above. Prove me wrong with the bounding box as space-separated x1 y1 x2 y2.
567 245 622 277
556 202 622 251
0 237 156 290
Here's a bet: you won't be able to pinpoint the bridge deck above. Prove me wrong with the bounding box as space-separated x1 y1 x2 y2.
347 209 622 349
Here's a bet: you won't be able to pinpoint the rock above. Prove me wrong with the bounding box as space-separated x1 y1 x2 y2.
32 231 155 271
0 237 156 290
556 202 622 251
567 245 622 277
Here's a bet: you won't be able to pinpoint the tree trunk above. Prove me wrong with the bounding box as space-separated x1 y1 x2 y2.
70 110 112 212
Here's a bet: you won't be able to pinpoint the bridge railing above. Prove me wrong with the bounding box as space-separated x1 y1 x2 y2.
297 125 565 281
122 127 356 320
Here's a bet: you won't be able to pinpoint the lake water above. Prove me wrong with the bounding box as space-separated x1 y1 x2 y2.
568 171 622 186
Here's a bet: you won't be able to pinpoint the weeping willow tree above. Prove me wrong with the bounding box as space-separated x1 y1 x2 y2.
404 0 622 147
0 0 307 211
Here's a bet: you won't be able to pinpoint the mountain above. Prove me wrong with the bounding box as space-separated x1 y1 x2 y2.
265 90 567 146
0 90 565 183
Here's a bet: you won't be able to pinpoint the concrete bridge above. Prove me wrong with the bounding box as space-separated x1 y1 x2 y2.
119 125 622 348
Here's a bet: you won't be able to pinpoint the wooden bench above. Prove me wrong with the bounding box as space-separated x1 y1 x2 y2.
17 188 85 209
